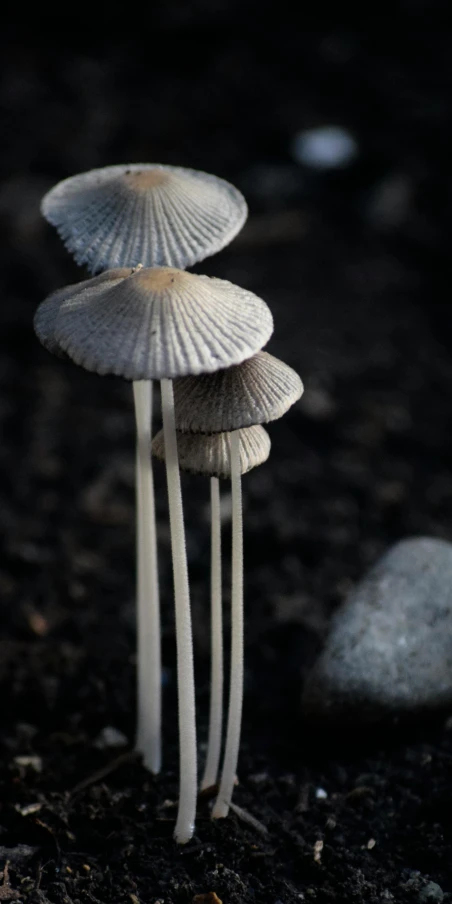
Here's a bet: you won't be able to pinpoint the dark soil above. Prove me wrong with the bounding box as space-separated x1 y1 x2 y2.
1 14 452 904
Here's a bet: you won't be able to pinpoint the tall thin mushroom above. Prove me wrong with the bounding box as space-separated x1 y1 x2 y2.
41 164 248 775
172 352 303 798
37 265 273 842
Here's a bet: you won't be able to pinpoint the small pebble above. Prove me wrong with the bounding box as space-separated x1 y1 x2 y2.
13 755 42 772
94 726 128 749
313 840 323 862
291 126 358 170
402 876 444 903
14 802 42 816
418 882 444 903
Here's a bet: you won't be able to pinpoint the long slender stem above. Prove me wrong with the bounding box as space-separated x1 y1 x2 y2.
133 380 161 774
201 476 223 790
161 378 197 844
213 431 243 819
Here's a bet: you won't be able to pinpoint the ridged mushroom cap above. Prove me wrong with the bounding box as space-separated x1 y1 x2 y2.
41 163 248 274
152 425 271 478
54 266 274 381
173 351 303 433
33 269 133 358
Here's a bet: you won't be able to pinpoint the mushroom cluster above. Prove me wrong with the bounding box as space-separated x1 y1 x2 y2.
35 163 303 843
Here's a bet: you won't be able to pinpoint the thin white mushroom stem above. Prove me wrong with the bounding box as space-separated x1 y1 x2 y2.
213 430 244 819
160 378 197 844
201 476 223 791
133 380 161 774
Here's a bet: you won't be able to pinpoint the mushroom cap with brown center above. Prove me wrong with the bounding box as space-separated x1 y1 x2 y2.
53 266 273 381
152 425 271 479
41 163 248 274
33 269 133 358
173 351 303 433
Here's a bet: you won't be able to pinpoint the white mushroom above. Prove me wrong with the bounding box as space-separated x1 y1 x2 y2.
41 163 248 273
174 351 303 434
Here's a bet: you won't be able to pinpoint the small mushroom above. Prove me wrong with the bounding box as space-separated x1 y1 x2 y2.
151 424 271 478
174 351 303 434
37 265 273 843
152 426 270 810
171 352 302 799
41 163 248 273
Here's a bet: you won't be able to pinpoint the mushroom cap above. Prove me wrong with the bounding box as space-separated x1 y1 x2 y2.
54 266 274 381
33 269 133 358
173 351 303 433
41 163 248 274
152 425 271 478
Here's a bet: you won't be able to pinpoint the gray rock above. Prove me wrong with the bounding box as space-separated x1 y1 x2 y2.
302 537 452 719
418 881 444 903
401 875 444 903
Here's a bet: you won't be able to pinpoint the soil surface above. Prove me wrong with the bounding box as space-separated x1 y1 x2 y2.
1 15 452 904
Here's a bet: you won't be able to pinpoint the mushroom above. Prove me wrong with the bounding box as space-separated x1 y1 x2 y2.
152 426 271 815
36 265 273 843
41 163 248 273
171 352 303 803
151 424 271 477
173 351 304 434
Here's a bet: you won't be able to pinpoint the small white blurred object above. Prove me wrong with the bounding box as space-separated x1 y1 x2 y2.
315 787 328 800
94 726 128 749
291 126 358 170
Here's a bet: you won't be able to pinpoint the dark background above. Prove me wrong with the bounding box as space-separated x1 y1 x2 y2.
1 10 452 903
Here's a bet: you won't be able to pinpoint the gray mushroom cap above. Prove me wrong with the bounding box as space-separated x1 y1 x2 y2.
152 425 271 479
173 351 303 433
41 163 248 274
53 266 274 381
33 269 133 358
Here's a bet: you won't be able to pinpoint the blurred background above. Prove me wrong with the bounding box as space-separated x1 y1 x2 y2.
1 10 451 753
